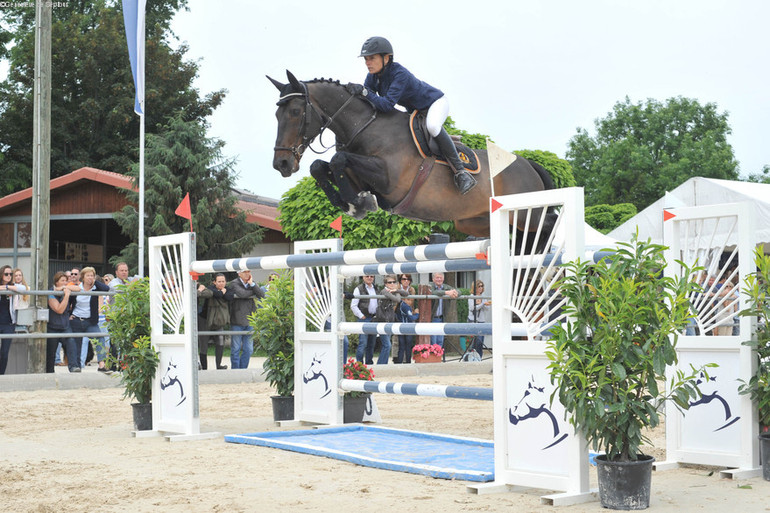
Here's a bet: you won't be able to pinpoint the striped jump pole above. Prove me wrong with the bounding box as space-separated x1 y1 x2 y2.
339 379 493 401
339 322 528 337
191 239 490 274
338 257 489 278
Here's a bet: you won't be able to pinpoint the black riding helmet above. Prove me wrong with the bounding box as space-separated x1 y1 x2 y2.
359 36 393 57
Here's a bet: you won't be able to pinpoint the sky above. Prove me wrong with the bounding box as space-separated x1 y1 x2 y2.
169 0 769 201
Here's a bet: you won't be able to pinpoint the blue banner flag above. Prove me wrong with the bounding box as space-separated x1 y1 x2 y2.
122 0 146 115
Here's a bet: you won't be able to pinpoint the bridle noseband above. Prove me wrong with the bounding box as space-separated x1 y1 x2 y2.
273 81 376 160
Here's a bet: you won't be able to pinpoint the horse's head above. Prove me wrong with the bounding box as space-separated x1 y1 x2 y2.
267 70 324 177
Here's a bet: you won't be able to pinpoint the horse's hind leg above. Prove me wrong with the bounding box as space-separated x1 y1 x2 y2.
310 160 348 212
455 217 490 238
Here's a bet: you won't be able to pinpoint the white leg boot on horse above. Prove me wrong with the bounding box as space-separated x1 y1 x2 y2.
435 129 477 195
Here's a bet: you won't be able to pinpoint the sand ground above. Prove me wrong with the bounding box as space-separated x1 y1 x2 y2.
1 371 769 512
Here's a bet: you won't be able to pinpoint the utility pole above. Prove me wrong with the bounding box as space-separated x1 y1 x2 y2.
29 0 52 373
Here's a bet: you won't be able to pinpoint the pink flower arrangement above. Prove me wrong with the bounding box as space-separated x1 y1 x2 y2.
343 358 375 381
412 344 444 358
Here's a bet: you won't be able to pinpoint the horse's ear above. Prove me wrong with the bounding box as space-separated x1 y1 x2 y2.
266 75 285 92
286 70 301 90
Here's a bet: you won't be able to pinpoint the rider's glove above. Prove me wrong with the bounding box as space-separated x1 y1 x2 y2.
346 83 367 96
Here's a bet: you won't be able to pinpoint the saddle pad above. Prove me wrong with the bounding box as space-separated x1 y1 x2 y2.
409 111 480 173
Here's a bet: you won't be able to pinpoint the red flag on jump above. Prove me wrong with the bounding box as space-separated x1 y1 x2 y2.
175 193 193 232
330 215 343 237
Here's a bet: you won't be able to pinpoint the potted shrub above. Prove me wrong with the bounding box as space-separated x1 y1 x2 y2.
104 278 158 431
738 248 770 480
342 358 375 423
412 343 444 363
248 270 295 421
546 236 709 510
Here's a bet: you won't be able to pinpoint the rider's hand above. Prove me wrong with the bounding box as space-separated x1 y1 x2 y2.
346 83 366 96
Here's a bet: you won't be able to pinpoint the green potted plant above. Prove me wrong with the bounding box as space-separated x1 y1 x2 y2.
738 248 770 480
104 278 159 431
546 236 709 510
248 270 295 421
342 358 375 423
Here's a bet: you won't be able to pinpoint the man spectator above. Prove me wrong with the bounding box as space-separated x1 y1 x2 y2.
228 270 264 369
68 267 80 286
198 273 231 369
429 272 459 348
351 274 378 364
104 262 133 370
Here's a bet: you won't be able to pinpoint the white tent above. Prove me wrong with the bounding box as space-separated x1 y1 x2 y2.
609 177 770 247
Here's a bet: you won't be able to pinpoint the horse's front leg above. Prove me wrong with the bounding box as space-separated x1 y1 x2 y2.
329 152 386 220
309 159 348 212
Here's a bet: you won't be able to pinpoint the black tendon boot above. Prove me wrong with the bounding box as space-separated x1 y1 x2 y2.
434 128 476 195
199 353 208 370
215 345 227 370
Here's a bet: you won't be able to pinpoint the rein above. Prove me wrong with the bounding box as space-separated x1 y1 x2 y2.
274 82 377 158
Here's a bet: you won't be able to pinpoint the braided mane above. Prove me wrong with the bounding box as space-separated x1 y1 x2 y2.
307 78 342 85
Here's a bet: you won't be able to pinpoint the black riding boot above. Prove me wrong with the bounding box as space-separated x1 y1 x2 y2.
215 345 227 370
199 353 208 370
435 128 477 195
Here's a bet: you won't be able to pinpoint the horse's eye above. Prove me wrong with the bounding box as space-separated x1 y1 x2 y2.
290 108 301 116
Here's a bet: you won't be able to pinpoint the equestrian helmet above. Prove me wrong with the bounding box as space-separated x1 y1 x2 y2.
359 36 393 57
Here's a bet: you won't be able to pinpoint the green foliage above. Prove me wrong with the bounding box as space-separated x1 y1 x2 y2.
745 165 770 184
278 176 461 248
248 270 294 396
738 248 770 427
0 1 224 195
514 149 576 189
585 203 637 233
567 96 739 211
444 116 490 150
456 287 470 323
546 235 711 461
104 278 158 404
113 114 263 270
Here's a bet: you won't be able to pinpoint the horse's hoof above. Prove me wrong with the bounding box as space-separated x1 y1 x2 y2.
345 203 367 220
357 191 379 212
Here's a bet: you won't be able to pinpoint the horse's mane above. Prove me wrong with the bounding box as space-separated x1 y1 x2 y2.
306 77 343 86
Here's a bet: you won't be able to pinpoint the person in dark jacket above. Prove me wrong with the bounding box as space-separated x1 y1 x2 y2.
47 272 78 373
228 270 265 370
198 273 231 369
68 266 110 370
353 36 476 195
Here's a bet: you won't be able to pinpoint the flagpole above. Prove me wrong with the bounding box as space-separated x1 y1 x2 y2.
138 111 145 277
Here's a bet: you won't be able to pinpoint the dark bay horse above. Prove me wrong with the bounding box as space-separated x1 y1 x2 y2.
268 70 554 237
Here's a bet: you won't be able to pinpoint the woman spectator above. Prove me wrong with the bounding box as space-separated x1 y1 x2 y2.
467 280 491 358
47 272 79 373
0 265 18 374
394 273 417 363
12 268 30 316
374 274 408 365
69 266 110 371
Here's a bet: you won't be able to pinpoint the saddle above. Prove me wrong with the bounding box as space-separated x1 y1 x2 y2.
409 110 480 173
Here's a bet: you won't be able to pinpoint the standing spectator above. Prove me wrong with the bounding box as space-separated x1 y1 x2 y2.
374 274 408 365
69 266 110 371
0 265 18 374
351 274 378 364
394 273 417 363
429 272 459 348
46 272 78 373
467 279 491 358
68 267 80 286
11 268 30 332
198 273 231 370
228 270 265 369
196 284 212 370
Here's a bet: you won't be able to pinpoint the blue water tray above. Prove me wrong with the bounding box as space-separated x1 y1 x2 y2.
225 425 494 482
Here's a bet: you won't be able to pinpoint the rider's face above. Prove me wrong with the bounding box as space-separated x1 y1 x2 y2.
364 54 387 74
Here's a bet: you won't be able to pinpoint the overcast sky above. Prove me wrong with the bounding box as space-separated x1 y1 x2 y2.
171 0 769 201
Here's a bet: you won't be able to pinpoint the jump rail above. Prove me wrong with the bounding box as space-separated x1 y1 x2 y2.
339 379 493 401
339 322 527 337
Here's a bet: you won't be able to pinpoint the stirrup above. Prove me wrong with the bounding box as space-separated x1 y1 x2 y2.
454 171 477 195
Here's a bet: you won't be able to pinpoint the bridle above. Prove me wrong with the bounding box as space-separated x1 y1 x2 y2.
273 81 377 161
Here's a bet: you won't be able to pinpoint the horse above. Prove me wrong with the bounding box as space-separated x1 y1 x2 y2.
268 70 555 238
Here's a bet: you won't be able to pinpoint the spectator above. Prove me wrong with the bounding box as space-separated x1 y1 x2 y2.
351 274 378 364
228 270 265 369
429 272 459 348
68 267 80 286
198 273 231 370
69 266 110 371
467 279 491 358
196 284 211 370
374 274 408 365
46 272 78 373
0 265 18 374
102 274 114 286
394 273 417 363
12 268 30 332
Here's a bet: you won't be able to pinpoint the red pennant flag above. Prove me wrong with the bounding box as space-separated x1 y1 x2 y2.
491 198 503 213
330 215 342 237
663 210 676 222
175 193 193 232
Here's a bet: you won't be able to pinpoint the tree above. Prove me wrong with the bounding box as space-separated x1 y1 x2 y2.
585 203 637 233
513 149 576 189
0 0 224 195
567 96 739 211
113 115 263 269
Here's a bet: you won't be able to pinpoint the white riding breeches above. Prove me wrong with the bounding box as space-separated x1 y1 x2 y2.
426 95 450 138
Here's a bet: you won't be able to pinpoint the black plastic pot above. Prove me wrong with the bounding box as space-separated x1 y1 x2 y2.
131 402 153 431
760 433 770 481
343 393 371 423
595 454 654 510
271 395 294 421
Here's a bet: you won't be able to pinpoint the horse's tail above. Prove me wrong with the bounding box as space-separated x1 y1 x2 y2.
525 158 556 191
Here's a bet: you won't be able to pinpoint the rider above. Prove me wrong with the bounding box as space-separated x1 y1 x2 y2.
352 36 477 195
